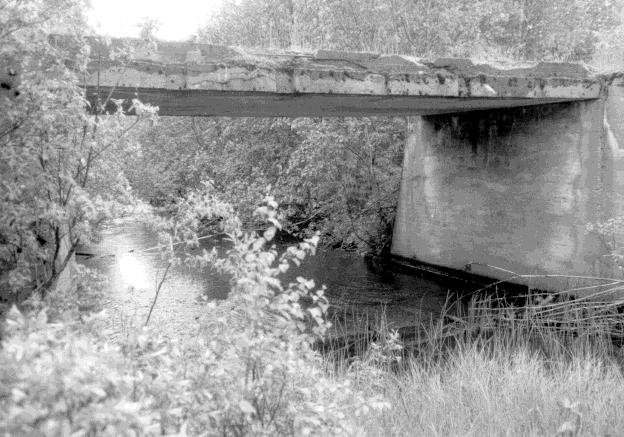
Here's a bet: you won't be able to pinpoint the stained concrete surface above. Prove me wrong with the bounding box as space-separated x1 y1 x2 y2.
391 100 624 289
72 37 600 117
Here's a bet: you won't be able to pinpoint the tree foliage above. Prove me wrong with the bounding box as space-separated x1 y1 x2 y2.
199 0 621 61
125 116 404 253
0 0 156 300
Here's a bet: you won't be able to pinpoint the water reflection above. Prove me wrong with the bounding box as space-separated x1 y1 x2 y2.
81 218 451 338
117 252 153 291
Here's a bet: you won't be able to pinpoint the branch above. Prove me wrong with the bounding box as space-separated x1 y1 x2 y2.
144 261 171 326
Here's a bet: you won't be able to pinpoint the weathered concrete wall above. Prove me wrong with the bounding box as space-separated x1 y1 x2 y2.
603 77 624 262
72 37 600 117
392 99 624 288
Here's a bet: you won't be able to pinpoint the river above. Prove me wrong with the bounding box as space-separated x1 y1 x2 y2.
80 218 455 341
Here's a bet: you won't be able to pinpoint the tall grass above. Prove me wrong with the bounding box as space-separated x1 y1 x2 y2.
324 288 624 437
359 344 624 436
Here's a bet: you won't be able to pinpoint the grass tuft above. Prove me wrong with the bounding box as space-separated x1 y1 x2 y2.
323 289 624 436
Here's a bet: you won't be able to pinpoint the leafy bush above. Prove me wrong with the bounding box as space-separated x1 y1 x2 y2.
125 117 404 254
1 308 155 436
1 194 387 436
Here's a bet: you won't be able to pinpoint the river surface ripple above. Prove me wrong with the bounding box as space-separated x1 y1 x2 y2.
80 219 452 339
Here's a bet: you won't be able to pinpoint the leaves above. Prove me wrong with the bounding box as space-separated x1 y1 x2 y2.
238 400 256 415
0 193 387 436
0 0 157 298
198 0 619 60
124 116 404 254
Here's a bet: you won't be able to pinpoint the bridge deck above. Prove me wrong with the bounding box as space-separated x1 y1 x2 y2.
82 38 601 117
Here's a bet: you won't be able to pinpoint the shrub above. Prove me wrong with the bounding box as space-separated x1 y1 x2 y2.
1 194 387 436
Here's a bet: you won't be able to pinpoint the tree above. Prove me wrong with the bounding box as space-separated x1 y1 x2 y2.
198 0 296 48
124 115 405 253
477 0 621 61
0 0 156 300
199 0 620 60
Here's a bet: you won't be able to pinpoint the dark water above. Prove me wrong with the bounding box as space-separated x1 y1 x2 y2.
80 218 453 338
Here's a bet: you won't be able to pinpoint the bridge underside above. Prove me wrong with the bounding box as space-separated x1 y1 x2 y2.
87 86 585 117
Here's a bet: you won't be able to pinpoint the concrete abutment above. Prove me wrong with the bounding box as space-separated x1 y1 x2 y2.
392 90 624 289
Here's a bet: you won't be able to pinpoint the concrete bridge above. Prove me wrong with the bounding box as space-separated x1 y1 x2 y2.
81 38 624 289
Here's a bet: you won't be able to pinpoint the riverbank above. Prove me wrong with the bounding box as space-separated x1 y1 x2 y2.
5 211 624 436
4 290 624 436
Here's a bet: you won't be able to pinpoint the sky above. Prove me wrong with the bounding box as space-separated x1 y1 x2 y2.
87 0 224 40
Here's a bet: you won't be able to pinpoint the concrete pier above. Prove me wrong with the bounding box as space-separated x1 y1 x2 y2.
391 101 617 288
